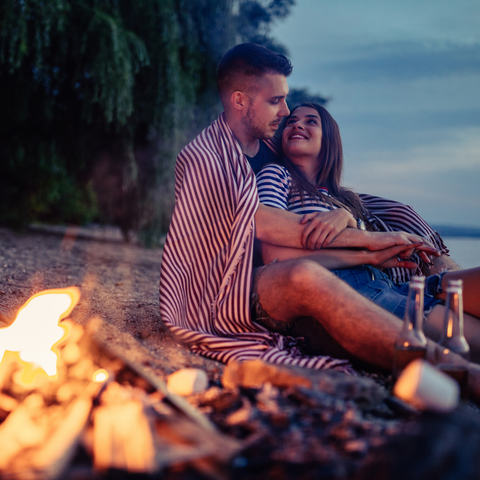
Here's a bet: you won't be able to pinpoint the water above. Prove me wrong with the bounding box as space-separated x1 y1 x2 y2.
443 237 480 269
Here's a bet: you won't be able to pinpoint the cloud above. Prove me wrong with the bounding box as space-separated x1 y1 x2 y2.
343 126 480 226
338 109 480 154
326 41 480 82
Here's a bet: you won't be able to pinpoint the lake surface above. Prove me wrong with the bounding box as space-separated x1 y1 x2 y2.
442 237 480 269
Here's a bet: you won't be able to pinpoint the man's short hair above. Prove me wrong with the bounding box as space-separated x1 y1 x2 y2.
217 43 292 102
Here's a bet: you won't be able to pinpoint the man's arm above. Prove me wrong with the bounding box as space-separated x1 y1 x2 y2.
256 203 439 255
255 203 309 249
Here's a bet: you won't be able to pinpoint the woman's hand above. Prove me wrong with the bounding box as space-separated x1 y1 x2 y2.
365 231 439 263
300 209 357 249
363 243 424 269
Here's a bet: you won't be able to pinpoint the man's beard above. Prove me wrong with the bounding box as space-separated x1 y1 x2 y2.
241 105 273 140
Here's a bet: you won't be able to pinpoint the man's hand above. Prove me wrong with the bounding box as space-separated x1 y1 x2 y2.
300 209 357 249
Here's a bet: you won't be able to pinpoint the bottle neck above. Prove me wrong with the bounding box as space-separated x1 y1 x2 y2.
441 288 464 340
438 284 470 360
403 285 424 333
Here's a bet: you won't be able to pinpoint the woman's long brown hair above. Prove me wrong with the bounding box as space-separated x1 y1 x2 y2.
278 103 372 229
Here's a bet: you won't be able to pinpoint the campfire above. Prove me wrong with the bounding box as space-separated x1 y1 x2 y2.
0 288 240 479
4 286 476 480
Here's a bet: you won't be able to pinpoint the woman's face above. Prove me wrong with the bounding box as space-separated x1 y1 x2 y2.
281 106 323 165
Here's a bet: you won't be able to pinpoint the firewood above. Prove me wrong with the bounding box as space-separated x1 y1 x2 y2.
93 398 157 473
134 361 218 433
0 393 49 471
156 415 242 464
28 395 93 480
86 316 219 433
0 392 18 412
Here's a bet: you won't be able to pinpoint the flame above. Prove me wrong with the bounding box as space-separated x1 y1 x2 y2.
0 287 80 382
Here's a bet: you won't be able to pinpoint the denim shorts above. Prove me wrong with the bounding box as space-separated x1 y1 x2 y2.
331 266 445 319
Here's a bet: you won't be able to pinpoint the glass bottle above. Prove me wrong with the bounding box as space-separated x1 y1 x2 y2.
436 279 470 398
393 276 428 378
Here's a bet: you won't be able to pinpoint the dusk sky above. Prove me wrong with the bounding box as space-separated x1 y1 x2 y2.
271 0 480 228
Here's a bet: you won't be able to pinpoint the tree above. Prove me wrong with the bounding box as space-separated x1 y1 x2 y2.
0 0 327 243
286 87 329 110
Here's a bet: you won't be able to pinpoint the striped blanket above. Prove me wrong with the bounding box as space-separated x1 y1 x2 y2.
159 113 352 370
358 194 449 283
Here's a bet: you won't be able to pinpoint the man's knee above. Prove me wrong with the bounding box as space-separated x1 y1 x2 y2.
286 259 333 293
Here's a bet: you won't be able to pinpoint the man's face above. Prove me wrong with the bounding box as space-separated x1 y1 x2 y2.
241 74 290 140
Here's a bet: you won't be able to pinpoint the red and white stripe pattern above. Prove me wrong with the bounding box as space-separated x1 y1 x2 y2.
159 113 352 371
359 193 449 283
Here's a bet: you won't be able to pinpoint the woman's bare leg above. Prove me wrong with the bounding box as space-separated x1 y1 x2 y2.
439 267 480 317
256 258 409 370
425 305 480 362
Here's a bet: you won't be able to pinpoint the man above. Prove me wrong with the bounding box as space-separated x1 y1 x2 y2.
159 44 478 386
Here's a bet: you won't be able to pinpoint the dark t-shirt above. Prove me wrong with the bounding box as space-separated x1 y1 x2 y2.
245 140 279 174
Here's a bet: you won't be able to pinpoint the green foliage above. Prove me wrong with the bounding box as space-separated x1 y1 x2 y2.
0 0 326 244
287 87 329 109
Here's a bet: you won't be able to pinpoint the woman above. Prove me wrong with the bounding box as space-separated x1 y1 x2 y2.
256 103 480 357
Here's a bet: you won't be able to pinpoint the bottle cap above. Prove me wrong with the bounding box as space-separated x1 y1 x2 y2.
446 279 463 293
410 275 425 289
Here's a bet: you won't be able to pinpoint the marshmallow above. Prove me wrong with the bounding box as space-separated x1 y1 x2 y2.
393 359 459 413
167 368 208 396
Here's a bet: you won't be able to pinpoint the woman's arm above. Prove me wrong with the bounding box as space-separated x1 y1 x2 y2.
261 241 422 270
255 165 438 256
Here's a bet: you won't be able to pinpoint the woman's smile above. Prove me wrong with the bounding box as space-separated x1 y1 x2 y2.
282 106 323 164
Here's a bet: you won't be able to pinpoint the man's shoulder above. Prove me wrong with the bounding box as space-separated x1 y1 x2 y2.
177 122 223 164
180 125 216 154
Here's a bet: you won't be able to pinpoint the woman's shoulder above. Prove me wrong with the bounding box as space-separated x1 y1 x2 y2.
256 163 290 179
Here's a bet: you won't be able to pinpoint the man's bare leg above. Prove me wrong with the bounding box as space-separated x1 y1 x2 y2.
255 258 480 400
256 258 406 370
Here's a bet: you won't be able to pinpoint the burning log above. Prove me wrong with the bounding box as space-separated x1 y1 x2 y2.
0 288 241 479
27 394 93 480
93 389 157 472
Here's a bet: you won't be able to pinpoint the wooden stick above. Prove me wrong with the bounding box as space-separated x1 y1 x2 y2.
30 395 93 480
132 361 218 433
86 317 218 433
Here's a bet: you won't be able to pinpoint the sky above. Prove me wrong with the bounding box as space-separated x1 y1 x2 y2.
270 0 480 228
